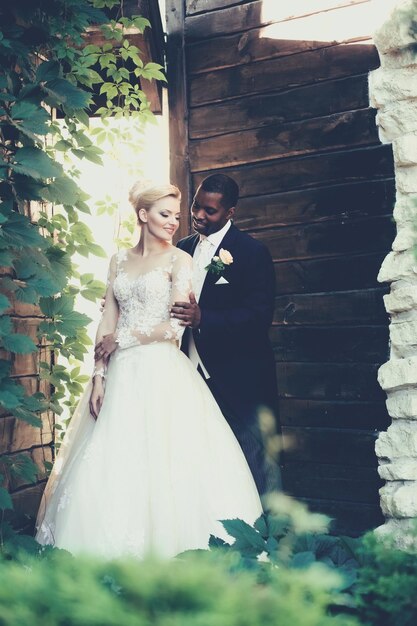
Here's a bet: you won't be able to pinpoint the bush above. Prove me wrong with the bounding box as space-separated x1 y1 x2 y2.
354 531 417 626
0 549 358 626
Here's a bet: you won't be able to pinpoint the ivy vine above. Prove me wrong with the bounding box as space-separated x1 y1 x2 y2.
0 0 165 534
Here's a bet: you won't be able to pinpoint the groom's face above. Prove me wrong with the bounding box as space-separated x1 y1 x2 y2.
191 189 235 236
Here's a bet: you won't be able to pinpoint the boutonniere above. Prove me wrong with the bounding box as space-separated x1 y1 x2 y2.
205 248 233 276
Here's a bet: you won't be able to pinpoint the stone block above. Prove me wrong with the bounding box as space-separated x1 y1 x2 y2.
373 1 417 55
393 196 417 224
386 390 417 418
391 223 416 252
378 250 417 283
375 518 417 550
380 481 417 518
378 357 417 392
376 101 417 142
393 133 417 166
376 419 417 459
379 458 417 480
396 165 417 193
384 286 417 312
369 67 417 108
389 319 417 357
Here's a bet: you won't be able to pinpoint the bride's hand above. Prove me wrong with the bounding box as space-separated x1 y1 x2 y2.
89 379 104 420
95 333 118 361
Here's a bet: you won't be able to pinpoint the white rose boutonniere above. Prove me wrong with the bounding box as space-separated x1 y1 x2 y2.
205 248 234 276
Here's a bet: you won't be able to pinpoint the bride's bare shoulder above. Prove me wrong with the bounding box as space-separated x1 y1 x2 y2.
171 247 192 263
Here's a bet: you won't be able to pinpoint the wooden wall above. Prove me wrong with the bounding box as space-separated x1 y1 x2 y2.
167 0 396 534
0 265 53 532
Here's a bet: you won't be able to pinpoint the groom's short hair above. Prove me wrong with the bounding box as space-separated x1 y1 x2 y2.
200 174 239 209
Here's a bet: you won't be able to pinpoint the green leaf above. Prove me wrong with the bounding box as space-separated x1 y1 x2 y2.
11 147 63 180
220 518 267 554
5 453 38 484
43 78 91 110
43 176 80 206
0 293 11 314
1 333 37 354
11 100 50 135
0 389 20 409
36 60 61 83
0 487 13 511
12 405 42 427
132 16 151 31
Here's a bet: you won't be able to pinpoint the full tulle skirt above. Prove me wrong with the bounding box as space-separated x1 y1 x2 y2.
36 342 262 559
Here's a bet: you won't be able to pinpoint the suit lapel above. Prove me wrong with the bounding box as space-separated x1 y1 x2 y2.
199 224 238 305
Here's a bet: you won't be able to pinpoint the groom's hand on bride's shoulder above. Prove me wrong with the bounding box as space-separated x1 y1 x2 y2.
171 292 201 328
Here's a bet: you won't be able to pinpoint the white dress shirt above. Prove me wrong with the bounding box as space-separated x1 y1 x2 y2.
188 220 232 378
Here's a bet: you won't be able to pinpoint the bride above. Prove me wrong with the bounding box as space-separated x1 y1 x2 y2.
35 182 262 559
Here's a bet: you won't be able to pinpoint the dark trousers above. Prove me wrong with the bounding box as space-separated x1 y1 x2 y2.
201 370 267 495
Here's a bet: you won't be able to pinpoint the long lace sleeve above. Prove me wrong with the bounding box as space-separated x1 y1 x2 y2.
116 252 192 350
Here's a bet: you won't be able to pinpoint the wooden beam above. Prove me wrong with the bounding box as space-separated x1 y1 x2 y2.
189 75 370 139
281 426 379 464
271 325 389 363
252 214 395 262
279 398 390 430
273 289 388 326
185 0 371 40
186 0 253 16
189 42 379 106
234 179 396 231
282 462 382 503
186 4 374 74
165 0 191 239
189 109 379 171
273 252 387 296
192 145 395 198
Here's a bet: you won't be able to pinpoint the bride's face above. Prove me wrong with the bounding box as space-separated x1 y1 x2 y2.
143 196 181 241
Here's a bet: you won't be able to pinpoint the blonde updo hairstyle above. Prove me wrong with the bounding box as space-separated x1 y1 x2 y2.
129 182 181 225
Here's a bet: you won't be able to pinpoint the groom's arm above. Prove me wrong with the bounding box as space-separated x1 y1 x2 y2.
172 241 275 335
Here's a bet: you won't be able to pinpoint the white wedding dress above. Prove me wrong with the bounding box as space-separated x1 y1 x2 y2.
36 248 262 559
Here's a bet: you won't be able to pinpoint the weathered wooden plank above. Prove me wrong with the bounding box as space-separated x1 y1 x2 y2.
186 0 252 16
0 412 53 455
187 4 374 73
279 398 390 430
190 42 379 105
277 362 385 400
282 463 382 503
282 426 378 466
10 482 45 533
166 0 192 239
192 145 394 197
234 179 395 231
185 0 370 39
274 253 387 296
271 326 389 363
253 215 395 262
303 498 383 535
190 109 379 171
274 289 388 326
190 75 370 138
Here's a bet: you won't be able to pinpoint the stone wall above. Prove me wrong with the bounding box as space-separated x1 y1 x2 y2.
370 0 417 540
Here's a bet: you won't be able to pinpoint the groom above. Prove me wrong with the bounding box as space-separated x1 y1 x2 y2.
171 174 278 494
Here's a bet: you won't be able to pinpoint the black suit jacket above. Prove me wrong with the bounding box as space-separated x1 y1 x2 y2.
177 224 278 426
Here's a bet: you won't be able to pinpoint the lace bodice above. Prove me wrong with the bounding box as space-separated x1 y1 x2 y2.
110 248 192 349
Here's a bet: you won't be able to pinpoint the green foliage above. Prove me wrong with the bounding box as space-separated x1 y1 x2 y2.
354 530 417 626
0 549 358 626
0 0 164 534
185 494 362 603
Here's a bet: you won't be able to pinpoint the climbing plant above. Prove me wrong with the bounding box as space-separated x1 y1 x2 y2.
0 0 165 530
